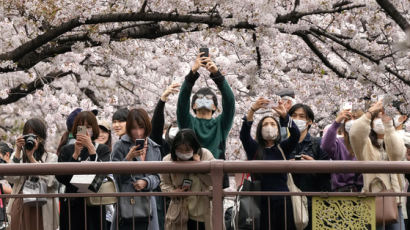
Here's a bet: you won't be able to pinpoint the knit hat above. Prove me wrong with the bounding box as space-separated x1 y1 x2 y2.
66 108 82 132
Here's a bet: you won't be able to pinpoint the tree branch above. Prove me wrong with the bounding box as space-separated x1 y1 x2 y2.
296 31 354 79
276 4 365 24
375 0 410 31
0 71 73 105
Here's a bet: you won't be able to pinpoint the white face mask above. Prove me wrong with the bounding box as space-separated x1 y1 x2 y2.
393 115 403 127
294 119 307 132
87 128 93 138
195 98 214 110
168 127 179 139
176 151 193 161
261 126 278 141
373 118 385 135
345 120 355 134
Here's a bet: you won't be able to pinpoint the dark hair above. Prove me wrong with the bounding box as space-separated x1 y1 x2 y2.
126 109 152 139
71 111 100 140
99 126 112 152
253 116 281 160
288 104 315 130
370 112 384 149
170 129 202 161
191 88 218 114
112 108 129 122
22 118 47 162
56 131 69 155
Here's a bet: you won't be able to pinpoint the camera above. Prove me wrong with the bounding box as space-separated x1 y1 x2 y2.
23 134 37 151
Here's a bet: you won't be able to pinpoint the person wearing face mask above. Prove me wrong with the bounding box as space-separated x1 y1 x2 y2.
160 129 214 230
321 109 364 192
393 112 410 144
111 109 161 230
6 118 58 230
350 101 406 230
57 111 111 230
177 50 235 188
149 83 181 230
239 97 300 230
287 103 330 230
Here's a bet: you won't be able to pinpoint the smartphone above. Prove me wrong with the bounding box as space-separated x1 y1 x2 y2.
182 179 192 190
77 126 87 136
377 95 384 102
341 102 353 111
135 139 145 151
294 155 302 160
199 48 209 58
267 95 281 108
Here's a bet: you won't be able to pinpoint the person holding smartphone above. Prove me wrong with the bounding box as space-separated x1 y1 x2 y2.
240 97 300 230
350 101 406 229
111 108 161 230
320 109 364 192
56 111 111 230
160 129 214 230
176 48 235 188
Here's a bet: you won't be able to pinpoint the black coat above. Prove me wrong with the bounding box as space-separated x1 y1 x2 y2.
56 143 111 230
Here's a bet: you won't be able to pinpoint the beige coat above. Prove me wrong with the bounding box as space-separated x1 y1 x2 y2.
6 152 59 230
350 115 406 202
160 148 214 230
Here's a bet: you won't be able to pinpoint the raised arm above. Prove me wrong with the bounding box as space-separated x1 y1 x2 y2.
350 102 383 160
151 83 181 145
383 116 406 161
278 115 300 155
321 110 351 159
177 54 206 129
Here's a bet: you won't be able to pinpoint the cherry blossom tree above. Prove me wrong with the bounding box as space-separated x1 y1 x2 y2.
0 0 408 158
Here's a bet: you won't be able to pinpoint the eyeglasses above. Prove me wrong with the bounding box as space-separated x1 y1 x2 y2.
196 94 213 100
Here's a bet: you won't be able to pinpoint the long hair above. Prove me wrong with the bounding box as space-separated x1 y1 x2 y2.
254 116 281 160
370 112 384 149
22 118 47 162
100 127 113 152
170 129 203 161
56 131 69 156
72 111 100 140
341 110 364 157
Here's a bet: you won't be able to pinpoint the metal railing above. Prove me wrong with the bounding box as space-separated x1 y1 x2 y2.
0 160 410 230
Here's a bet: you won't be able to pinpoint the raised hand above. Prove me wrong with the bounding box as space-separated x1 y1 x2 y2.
251 97 270 112
192 53 207 73
273 101 288 119
161 83 181 102
335 110 352 123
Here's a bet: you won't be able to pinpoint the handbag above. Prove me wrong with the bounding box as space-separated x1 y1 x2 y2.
87 176 118 206
119 182 151 219
232 173 261 230
278 146 309 230
22 176 47 207
369 177 398 225
165 198 189 230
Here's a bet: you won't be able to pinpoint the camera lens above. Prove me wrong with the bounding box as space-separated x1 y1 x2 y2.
25 135 36 150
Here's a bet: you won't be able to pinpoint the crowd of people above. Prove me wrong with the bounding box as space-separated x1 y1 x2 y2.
0 51 409 230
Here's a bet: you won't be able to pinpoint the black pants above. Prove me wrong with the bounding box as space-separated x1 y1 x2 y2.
260 196 296 230
118 219 148 230
187 219 205 230
59 198 107 230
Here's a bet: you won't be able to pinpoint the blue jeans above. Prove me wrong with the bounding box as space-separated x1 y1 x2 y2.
376 206 405 230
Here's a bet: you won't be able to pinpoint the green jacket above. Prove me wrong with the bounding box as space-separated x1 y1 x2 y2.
177 70 235 159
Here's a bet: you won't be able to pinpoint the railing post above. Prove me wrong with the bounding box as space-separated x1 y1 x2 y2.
211 160 224 230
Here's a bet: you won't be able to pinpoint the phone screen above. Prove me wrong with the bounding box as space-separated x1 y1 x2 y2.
199 48 209 58
135 139 145 151
182 179 192 190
